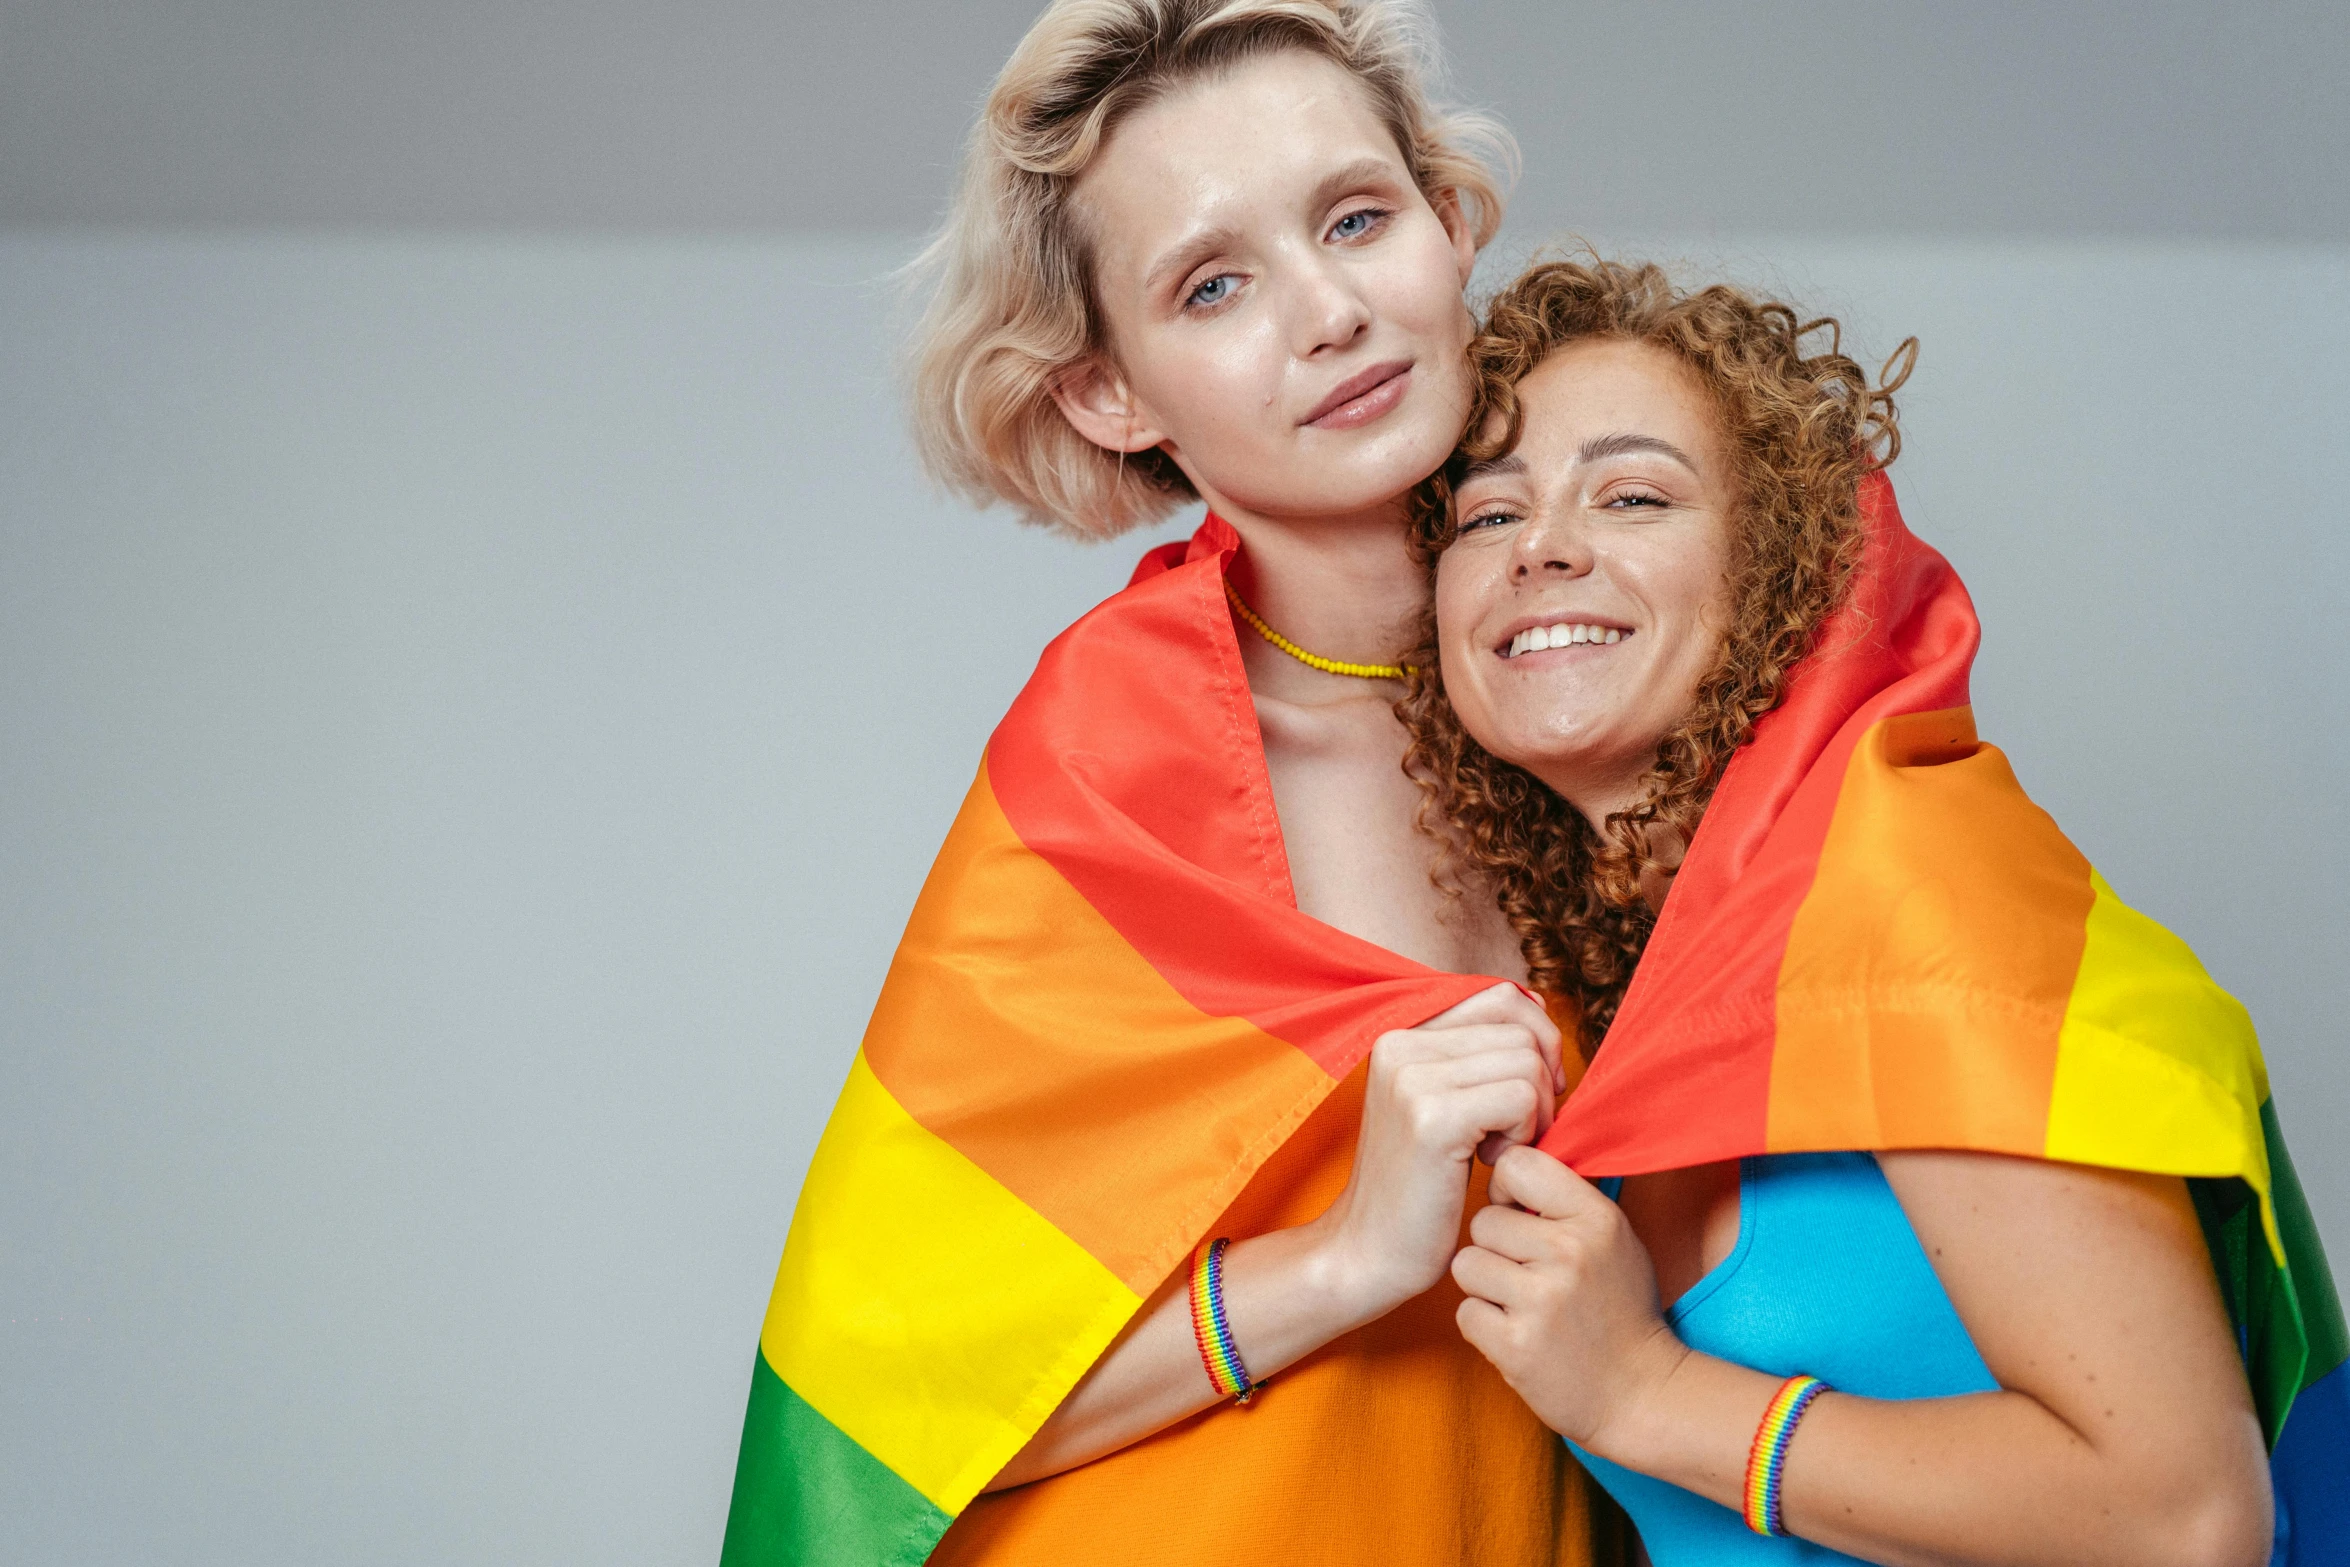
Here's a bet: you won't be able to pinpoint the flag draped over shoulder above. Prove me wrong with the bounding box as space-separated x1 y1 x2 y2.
721 517 1491 1566
728 480 2345 1565
1540 473 2349 1559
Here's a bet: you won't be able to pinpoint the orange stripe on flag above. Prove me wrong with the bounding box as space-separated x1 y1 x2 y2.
1768 709 2090 1152
863 762 1338 1296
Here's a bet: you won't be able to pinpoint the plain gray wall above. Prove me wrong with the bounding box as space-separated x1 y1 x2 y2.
4 1 2347 238
3 229 2345 1566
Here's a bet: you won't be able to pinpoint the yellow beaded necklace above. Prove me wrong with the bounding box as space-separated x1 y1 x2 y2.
1223 578 1414 681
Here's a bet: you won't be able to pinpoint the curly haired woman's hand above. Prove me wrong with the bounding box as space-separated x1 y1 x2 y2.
1450 1144 1691 1451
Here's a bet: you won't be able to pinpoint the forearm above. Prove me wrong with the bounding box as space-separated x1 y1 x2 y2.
985 1215 1381 1490
1594 1350 2264 1567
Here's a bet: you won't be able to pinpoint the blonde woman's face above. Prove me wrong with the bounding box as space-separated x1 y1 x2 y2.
1063 50 1479 524
1435 338 1736 820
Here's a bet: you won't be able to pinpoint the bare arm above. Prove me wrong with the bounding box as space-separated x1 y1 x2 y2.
986 982 1561 1489
1452 1147 2272 1567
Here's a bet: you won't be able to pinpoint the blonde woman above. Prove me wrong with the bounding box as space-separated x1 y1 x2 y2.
724 5 1616 1566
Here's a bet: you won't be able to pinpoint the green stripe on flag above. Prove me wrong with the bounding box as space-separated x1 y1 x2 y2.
2192 1099 2349 1447
2265 1099 2350 1381
721 1349 951 1567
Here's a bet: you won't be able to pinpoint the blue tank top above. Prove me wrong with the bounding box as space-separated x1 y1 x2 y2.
1569 1153 1998 1564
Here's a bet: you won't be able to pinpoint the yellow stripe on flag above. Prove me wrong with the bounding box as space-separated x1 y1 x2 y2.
760 1052 1143 1514
2046 869 2278 1256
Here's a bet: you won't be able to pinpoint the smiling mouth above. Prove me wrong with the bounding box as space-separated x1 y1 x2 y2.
1302 362 1413 429
1501 622 1630 658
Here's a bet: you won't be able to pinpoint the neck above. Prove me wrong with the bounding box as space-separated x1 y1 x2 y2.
1210 492 1425 699
1541 764 1688 914
1539 760 1656 844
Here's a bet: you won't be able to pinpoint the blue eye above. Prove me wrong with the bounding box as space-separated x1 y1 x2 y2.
1330 208 1386 241
1461 508 1518 532
1187 274 1236 308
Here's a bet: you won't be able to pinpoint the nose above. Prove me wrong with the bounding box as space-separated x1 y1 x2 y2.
1508 509 1591 581
1285 250 1372 358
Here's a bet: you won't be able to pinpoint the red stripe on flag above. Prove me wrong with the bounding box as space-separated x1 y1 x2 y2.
985 519 1491 1078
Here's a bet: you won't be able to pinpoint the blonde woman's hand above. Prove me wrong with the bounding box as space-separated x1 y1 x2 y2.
1308 981 1564 1321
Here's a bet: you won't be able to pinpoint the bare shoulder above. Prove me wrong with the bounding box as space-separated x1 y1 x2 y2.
1875 1150 2219 1333
1876 1148 2204 1270
1877 1150 2247 1419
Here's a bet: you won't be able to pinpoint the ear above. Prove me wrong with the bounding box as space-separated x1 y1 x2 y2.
1050 358 1170 456
1431 187 1478 289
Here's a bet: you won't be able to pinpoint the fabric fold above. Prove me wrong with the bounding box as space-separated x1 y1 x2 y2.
724 482 2343 1563
722 518 1489 1566
1541 474 2345 1555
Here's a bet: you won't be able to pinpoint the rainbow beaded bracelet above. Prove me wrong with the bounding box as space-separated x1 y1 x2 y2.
1187 1237 1258 1403
1743 1373 1830 1536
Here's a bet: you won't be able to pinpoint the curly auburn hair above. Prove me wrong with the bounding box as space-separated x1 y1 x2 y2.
1395 257 1915 1052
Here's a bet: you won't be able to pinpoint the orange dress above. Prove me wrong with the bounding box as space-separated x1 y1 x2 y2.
932 1063 1618 1566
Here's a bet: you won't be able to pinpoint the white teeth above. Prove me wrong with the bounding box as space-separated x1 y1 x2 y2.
1505 622 1628 657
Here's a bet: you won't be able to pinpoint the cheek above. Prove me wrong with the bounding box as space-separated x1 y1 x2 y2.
1442 665 1513 761
1632 537 1732 643
1365 222 1472 349
1131 321 1286 452
1644 551 1735 705
1433 559 1490 673
1434 563 1514 744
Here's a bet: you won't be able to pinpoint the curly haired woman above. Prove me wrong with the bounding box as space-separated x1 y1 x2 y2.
1394 258 2348 1565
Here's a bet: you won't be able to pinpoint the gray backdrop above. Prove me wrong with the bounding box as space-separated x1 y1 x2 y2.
4 5 2348 1566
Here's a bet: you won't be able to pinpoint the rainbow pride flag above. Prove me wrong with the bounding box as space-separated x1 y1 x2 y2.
720 518 1494 1565
724 482 2345 1563
1540 474 2347 1559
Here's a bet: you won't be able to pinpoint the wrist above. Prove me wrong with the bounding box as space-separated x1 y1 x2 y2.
1293 1210 1412 1329
1581 1326 1699 1467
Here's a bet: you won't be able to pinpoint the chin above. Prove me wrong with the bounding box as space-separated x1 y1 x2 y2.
1226 465 1430 523
1199 413 1459 521
1483 712 1614 780
1311 431 1456 510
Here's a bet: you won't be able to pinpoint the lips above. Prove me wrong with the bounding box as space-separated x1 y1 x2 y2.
1301 361 1413 429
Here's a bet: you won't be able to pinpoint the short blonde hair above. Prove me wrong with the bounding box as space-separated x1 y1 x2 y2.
907 0 1514 539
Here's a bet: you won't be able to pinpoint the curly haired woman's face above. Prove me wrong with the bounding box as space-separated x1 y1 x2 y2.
1435 338 1735 820
1052 50 1480 524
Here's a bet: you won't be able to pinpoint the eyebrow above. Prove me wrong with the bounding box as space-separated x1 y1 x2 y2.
1578 432 1701 473
1142 223 1245 298
1310 156 1407 218
1460 434 1701 484
1140 156 1407 299
1459 452 1527 482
